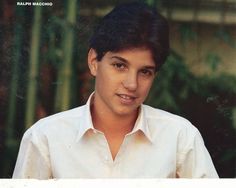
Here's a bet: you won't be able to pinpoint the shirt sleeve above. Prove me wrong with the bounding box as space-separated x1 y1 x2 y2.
176 127 219 178
12 125 52 179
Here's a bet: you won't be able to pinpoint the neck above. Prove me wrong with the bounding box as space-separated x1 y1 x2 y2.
90 98 139 136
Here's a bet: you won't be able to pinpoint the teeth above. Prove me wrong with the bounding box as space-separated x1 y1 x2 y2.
120 95 133 100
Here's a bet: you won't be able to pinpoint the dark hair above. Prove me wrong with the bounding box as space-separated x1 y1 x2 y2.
89 2 169 71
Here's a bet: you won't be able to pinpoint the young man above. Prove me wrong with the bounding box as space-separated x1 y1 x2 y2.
13 2 218 178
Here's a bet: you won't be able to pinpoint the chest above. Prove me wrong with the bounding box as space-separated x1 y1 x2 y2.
48 133 178 178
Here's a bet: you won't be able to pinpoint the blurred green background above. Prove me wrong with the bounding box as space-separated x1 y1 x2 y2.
0 0 235 178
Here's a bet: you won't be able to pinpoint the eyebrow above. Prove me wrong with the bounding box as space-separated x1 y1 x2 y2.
111 56 128 63
111 56 156 71
142 66 156 72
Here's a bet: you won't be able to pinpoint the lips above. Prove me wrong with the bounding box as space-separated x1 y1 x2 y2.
116 94 137 104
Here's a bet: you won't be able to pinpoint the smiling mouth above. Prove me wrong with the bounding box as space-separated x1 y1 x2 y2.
117 94 137 104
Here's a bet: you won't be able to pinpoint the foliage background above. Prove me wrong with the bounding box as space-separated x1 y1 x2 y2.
0 0 235 178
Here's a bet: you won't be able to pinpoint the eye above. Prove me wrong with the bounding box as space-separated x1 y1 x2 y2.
140 69 154 77
112 62 127 70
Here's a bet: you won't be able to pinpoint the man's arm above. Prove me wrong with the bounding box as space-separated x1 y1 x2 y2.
12 126 52 179
176 127 219 178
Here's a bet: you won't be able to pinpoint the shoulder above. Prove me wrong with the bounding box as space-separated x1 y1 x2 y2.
142 105 204 151
23 105 86 140
142 104 200 139
143 104 195 129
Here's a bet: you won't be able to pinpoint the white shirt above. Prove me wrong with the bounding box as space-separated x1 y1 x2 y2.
13 94 218 179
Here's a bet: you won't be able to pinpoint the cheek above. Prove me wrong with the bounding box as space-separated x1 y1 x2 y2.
139 80 154 95
95 68 119 89
140 79 153 91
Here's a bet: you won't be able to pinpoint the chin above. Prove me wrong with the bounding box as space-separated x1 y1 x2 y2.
114 107 139 117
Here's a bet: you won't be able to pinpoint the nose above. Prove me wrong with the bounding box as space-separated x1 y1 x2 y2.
122 72 138 91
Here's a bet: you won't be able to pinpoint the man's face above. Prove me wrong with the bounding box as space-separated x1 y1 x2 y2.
88 48 156 117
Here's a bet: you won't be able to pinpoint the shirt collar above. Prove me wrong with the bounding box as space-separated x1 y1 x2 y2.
76 93 153 143
129 104 153 143
76 93 95 142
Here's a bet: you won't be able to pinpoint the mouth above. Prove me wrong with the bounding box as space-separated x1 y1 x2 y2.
116 94 137 104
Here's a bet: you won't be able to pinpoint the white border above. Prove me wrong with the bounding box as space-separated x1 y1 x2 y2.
0 179 235 188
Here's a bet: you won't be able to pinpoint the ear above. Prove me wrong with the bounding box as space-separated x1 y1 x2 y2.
88 48 98 76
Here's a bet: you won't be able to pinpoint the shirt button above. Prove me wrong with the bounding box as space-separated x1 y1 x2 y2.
105 156 109 162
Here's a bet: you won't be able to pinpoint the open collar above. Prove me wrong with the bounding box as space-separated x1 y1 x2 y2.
76 93 153 143
129 104 153 143
75 93 95 142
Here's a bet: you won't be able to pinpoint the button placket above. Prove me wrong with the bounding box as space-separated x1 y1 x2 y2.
97 134 112 165
113 134 131 165
104 155 110 163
